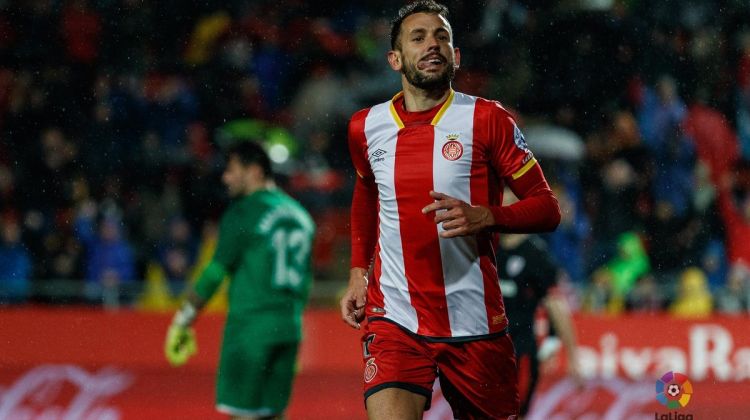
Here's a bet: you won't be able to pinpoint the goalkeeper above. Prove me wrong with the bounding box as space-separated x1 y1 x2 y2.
165 141 315 420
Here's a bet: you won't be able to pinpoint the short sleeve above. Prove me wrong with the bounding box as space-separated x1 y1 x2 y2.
348 108 373 179
487 103 537 180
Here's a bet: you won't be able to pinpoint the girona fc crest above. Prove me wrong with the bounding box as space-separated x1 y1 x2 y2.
442 140 463 161
364 358 378 383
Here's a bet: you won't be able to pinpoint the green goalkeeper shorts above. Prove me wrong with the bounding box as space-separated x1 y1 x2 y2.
215 334 300 417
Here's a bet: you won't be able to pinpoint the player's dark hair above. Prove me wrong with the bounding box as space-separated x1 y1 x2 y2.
226 140 272 178
390 0 450 50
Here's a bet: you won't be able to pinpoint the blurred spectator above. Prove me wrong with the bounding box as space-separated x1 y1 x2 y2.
290 61 357 142
0 164 15 214
546 183 591 285
736 31 750 159
641 77 696 218
715 264 750 315
581 268 618 314
670 267 713 318
602 231 651 300
75 203 136 307
0 215 31 304
626 274 666 313
156 216 198 296
581 111 652 270
61 0 102 65
702 239 729 293
715 161 750 269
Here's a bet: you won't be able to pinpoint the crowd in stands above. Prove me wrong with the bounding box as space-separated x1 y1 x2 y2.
1 0 750 316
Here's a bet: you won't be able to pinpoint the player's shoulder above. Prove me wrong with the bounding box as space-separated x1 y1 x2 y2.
266 190 316 231
470 96 517 123
349 107 371 124
348 107 373 139
228 193 261 216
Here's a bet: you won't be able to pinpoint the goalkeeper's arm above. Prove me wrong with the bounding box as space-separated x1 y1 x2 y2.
164 291 206 367
165 261 227 366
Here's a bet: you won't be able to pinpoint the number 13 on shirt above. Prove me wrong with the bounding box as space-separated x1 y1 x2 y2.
270 227 311 292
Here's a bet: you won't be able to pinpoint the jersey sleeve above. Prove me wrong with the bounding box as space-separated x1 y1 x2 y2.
348 108 373 179
487 105 537 180
348 108 378 269
193 207 244 300
484 104 561 232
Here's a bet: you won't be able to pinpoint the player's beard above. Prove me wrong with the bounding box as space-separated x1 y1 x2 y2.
402 55 455 91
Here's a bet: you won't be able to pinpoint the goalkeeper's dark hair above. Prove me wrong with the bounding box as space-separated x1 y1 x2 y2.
226 140 272 178
390 0 450 50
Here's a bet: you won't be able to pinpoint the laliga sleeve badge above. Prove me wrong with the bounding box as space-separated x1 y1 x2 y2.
364 358 378 383
513 124 530 152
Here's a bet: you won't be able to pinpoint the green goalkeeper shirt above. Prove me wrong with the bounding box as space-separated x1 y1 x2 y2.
194 188 315 343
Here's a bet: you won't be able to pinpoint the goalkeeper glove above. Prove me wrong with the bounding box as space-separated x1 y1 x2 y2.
165 324 197 366
165 301 198 366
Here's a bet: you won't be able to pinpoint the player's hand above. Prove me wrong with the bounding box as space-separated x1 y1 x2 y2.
165 324 197 366
340 268 368 329
422 191 494 237
567 355 585 389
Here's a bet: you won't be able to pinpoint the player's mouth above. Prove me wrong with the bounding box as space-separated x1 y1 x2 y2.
417 54 446 70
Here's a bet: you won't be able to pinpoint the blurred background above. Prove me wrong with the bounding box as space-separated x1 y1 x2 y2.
1 0 750 418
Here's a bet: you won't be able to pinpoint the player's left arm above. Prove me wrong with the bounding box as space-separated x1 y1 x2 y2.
423 107 560 237
490 162 561 233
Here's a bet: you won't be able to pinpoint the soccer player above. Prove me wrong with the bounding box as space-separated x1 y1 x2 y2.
339 1 561 419
164 141 315 420
497 191 581 417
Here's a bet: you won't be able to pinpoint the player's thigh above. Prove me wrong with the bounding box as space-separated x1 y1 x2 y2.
365 387 426 420
260 341 300 409
218 337 299 412
362 321 437 416
217 338 270 409
437 334 519 419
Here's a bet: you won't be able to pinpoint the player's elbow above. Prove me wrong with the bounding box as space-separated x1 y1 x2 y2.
538 193 561 232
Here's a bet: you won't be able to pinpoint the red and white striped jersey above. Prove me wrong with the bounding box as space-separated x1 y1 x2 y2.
348 90 538 340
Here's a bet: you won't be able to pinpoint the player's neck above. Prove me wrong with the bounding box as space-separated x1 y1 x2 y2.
244 179 276 196
401 82 451 112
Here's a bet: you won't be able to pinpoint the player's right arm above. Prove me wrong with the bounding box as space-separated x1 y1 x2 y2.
341 110 376 329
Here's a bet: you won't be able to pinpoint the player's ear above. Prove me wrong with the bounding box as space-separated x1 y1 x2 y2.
246 163 264 181
387 50 402 71
454 47 461 69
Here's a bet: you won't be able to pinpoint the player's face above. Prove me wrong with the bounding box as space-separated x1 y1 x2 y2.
391 12 460 91
222 155 252 198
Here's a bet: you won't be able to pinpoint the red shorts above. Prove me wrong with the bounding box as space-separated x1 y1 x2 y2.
361 319 519 420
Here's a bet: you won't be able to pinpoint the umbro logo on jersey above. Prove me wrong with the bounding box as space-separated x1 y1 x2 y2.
371 149 387 164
